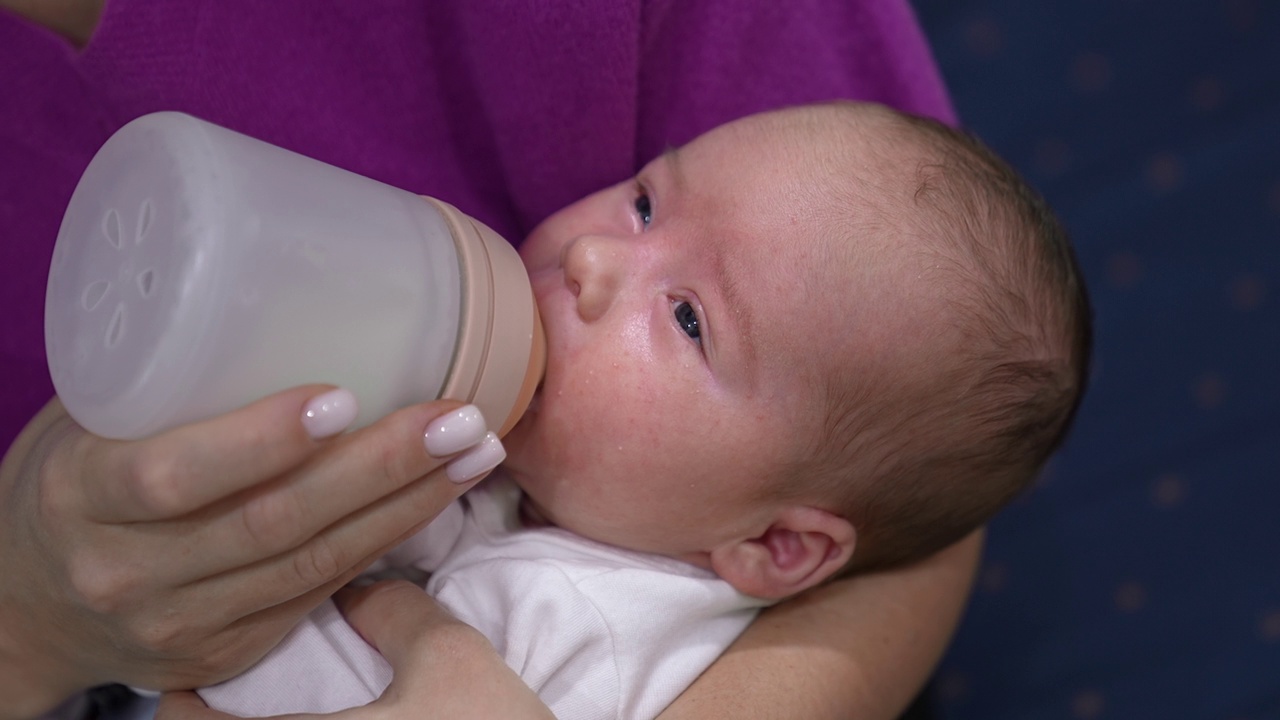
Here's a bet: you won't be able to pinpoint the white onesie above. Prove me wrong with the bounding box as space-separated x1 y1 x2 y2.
199 473 768 719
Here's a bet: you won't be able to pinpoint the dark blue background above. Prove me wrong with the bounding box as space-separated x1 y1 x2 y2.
911 1 1280 718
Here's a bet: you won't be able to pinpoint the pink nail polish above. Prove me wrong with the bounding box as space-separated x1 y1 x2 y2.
445 432 505 483
423 404 488 457
302 388 358 439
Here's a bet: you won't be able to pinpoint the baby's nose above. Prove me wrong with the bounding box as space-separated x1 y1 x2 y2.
561 235 624 322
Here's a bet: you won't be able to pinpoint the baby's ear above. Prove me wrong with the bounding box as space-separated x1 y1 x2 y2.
709 507 856 600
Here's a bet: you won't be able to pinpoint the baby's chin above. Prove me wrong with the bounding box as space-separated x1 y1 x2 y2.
504 379 540 446
498 380 579 533
500 460 561 531
499 387 546 488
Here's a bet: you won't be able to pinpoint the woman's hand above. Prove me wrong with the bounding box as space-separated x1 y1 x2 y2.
157 580 554 720
0 389 503 718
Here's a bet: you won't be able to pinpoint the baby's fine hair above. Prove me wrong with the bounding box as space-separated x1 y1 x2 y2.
816 104 1093 573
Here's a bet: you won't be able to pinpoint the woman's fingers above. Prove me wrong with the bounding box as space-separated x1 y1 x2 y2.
334 581 555 719
334 581 456 668
8 388 504 694
75 385 347 523
157 584 477 720
165 402 501 589
194 460 482 621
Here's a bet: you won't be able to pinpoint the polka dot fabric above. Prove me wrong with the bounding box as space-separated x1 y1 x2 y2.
912 1 1280 718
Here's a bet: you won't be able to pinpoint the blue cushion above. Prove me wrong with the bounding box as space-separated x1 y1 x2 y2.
912 1 1280 717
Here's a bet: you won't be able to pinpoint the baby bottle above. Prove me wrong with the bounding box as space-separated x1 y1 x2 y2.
45 112 544 440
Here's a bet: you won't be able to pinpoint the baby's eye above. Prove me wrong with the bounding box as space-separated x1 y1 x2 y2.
674 301 701 343
634 191 653 229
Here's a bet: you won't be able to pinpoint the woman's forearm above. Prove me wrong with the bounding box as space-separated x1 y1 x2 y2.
660 529 984 720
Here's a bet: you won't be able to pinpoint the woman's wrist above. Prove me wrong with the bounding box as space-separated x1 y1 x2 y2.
0 612 94 720
0 635 79 720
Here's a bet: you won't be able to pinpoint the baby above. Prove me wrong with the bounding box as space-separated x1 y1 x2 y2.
199 101 1091 717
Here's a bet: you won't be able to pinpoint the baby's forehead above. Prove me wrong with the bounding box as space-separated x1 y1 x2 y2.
745 206 967 394
683 103 968 383
735 220 921 370
747 102 925 163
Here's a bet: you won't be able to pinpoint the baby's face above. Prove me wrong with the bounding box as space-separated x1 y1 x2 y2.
503 107 935 560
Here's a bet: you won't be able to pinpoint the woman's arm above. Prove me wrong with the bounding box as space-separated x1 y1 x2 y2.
659 530 983 720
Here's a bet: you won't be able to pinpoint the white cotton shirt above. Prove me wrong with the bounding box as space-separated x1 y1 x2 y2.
199 474 768 719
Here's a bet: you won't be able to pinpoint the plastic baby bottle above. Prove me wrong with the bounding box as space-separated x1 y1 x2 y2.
45 112 544 440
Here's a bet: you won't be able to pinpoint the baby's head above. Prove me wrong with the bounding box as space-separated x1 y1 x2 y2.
503 102 1090 599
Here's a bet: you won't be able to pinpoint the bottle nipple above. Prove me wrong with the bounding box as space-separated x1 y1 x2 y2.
501 304 546 435
425 198 546 438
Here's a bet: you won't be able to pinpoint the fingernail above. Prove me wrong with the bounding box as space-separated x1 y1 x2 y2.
424 404 488 457
302 389 358 439
445 432 505 483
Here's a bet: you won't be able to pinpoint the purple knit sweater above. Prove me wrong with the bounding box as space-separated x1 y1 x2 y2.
0 0 954 448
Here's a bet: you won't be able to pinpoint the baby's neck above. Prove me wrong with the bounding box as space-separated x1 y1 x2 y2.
503 480 715 573
515 491 555 529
